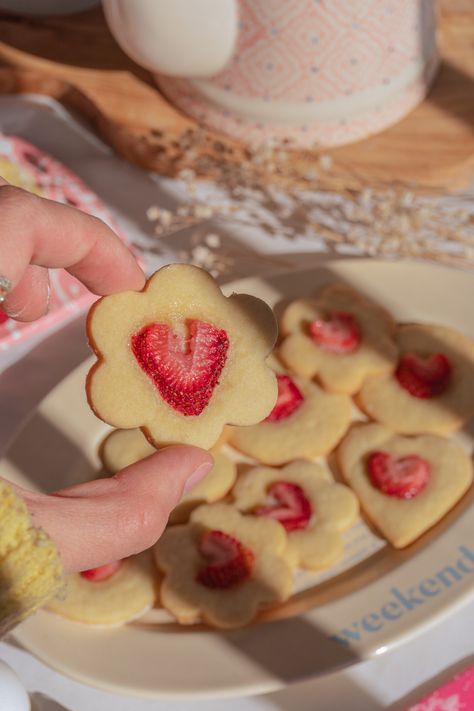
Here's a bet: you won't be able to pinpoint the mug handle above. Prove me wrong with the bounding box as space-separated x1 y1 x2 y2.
103 0 238 78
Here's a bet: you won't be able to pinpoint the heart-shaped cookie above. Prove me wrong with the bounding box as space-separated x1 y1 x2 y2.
358 323 474 435
337 423 473 548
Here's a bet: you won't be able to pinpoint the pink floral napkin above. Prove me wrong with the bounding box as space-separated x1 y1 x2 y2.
407 665 474 711
0 134 123 355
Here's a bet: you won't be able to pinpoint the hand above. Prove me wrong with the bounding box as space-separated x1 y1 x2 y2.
12 448 212 574
0 184 213 572
0 181 144 321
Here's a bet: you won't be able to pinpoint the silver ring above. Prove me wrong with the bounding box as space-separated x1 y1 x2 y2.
0 276 12 305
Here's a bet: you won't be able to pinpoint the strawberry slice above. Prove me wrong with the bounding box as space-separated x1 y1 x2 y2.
309 311 360 354
132 319 229 416
396 353 451 399
197 530 255 589
368 451 431 499
0 310 8 324
266 374 304 422
255 481 312 532
80 560 122 582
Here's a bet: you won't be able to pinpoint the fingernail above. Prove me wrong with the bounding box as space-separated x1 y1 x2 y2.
183 460 214 494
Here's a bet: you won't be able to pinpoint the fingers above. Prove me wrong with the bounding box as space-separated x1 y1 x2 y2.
3 265 50 322
0 184 145 299
18 446 213 573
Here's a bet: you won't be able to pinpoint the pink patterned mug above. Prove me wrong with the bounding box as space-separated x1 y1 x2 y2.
104 0 438 148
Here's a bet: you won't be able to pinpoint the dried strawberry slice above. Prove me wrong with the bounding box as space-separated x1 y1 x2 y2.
266 374 304 422
255 481 312 532
132 319 229 416
395 353 451 399
368 451 431 499
309 311 360 354
80 560 123 582
197 530 255 589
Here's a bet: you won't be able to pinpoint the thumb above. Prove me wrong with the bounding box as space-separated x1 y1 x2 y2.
18 445 213 573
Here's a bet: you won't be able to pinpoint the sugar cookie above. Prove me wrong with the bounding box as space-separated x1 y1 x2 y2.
99 426 230 473
337 423 473 548
99 428 156 472
279 284 397 394
87 265 278 449
232 461 359 569
47 553 157 627
358 323 474 434
169 450 237 524
154 503 293 628
230 370 352 465
99 428 237 524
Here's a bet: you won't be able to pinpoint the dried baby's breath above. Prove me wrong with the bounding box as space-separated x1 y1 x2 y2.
143 130 474 274
204 233 221 248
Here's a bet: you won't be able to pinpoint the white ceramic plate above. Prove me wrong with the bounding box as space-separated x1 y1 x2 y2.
6 259 474 699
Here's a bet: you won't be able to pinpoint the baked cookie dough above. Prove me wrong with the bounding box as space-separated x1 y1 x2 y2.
47 553 157 627
279 284 397 394
232 461 359 569
337 423 473 547
154 503 293 628
230 371 352 465
358 323 474 434
87 264 278 449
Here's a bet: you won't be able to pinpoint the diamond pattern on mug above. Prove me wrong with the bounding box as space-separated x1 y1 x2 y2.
249 0 307 28
238 39 302 97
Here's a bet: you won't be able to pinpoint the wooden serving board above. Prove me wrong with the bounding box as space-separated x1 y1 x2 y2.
0 1 472 191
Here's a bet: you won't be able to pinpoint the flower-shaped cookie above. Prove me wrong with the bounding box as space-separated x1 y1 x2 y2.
87 265 278 449
279 284 398 394
100 428 237 524
337 423 473 548
47 553 156 626
358 323 474 434
230 367 352 464
154 503 293 628
232 461 359 570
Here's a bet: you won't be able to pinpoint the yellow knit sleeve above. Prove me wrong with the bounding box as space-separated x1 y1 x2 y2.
0 479 63 637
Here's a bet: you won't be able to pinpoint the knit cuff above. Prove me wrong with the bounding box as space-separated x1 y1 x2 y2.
0 480 63 636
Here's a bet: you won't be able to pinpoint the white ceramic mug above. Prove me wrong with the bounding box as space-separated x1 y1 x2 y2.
103 0 438 148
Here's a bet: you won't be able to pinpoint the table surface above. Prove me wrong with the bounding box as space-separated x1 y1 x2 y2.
0 94 472 711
